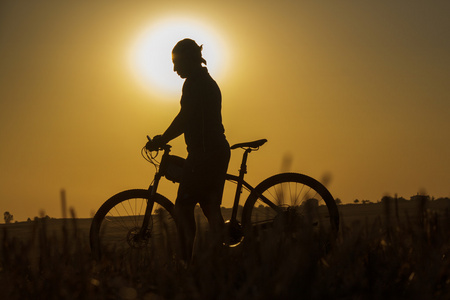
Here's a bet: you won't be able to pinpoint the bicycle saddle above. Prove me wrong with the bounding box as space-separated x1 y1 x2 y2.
230 139 268 150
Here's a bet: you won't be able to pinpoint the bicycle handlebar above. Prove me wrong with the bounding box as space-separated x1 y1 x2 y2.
145 135 171 152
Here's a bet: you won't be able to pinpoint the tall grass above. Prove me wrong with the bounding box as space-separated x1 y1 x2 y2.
1 200 449 299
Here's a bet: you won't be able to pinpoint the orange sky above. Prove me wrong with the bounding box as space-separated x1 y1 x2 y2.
1 0 449 221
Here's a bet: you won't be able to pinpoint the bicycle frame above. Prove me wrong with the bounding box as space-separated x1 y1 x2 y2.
139 146 170 238
141 144 280 234
225 147 280 224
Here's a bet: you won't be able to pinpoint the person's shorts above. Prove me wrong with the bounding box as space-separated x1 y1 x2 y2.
176 144 230 207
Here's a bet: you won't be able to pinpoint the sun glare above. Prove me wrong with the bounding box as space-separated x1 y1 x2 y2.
129 17 228 99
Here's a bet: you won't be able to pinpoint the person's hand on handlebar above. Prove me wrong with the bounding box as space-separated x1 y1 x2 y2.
145 135 166 151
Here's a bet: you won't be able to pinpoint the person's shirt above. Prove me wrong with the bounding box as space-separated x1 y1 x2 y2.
179 67 227 152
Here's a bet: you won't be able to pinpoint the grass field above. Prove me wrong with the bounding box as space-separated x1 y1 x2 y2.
1 198 449 299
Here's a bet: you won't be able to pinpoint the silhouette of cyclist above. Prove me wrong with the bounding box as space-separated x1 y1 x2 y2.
149 39 230 263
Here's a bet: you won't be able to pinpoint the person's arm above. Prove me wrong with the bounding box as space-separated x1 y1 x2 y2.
160 109 185 143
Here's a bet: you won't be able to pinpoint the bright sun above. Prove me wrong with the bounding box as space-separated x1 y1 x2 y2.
129 17 228 99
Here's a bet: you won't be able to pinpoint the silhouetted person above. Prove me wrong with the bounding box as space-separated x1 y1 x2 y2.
151 38 230 263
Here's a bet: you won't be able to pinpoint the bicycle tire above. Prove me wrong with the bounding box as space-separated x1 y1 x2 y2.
89 189 176 268
242 173 339 239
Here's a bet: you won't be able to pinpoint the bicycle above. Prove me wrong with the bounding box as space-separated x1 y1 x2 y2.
90 137 339 263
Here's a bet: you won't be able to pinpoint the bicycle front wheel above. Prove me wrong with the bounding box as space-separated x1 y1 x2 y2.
242 173 339 239
89 189 177 269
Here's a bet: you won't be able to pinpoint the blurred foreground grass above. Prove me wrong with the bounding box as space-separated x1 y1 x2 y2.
1 199 450 299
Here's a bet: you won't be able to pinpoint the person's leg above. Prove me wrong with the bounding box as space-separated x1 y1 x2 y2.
200 198 225 235
199 196 226 259
174 196 196 263
200 145 230 243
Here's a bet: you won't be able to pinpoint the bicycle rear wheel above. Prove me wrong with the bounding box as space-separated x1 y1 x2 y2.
242 173 339 241
89 189 176 269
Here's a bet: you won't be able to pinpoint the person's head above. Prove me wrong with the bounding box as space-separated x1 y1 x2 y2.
172 38 206 78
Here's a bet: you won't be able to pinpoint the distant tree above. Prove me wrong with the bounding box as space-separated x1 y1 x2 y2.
381 196 393 203
304 198 319 208
410 194 430 202
4 211 13 224
354 199 359 204
397 196 407 202
335 198 342 205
